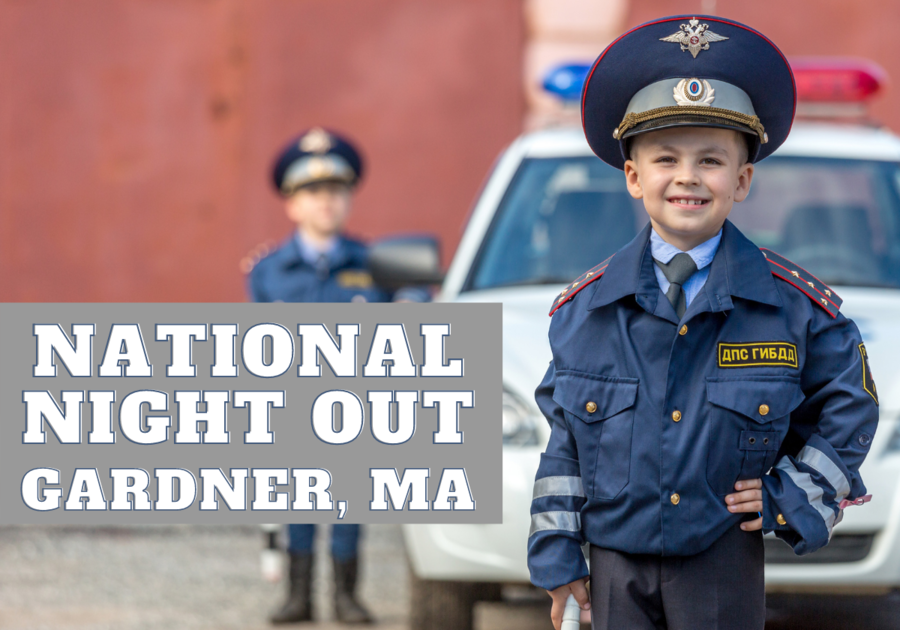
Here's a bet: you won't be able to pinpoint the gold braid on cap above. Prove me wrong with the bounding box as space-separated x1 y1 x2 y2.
614 105 767 143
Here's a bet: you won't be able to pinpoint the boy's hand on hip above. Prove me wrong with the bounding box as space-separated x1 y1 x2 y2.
725 478 763 531
548 578 590 630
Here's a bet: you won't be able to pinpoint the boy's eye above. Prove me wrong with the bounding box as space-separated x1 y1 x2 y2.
655 156 676 163
701 157 723 165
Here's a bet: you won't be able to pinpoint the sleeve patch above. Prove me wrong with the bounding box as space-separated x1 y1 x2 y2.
761 249 841 318
549 255 614 316
859 343 878 405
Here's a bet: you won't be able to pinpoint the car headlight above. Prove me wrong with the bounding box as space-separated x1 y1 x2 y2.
502 388 542 446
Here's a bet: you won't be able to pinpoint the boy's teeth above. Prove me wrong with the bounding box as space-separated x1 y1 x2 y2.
674 199 704 205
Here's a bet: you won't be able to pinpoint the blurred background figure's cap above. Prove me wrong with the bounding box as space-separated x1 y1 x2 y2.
272 128 365 196
581 15 796 169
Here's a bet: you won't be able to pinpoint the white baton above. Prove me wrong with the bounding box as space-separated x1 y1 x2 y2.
561 593 582 630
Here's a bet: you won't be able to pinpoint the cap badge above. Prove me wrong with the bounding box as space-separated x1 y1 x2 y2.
299 127 333 154
674 78 715 106
307 156 335 179
660 19 729 58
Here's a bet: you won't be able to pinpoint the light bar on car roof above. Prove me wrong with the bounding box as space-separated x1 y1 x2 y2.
542 63 592 101
543 58 888 116
791 57 886 103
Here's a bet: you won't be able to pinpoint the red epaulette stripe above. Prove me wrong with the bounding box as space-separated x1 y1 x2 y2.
548 255 614 316
761 249 842 309
761 249 841 319
767 258 840 309
769 268 838 318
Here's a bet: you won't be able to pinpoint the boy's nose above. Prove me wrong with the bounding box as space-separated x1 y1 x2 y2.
673 165 701 186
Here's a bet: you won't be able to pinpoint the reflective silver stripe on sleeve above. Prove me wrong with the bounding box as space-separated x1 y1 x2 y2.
797 445 851 500
529 511 582 538
834 509 844 528
776 457 837 539
532 476 585 500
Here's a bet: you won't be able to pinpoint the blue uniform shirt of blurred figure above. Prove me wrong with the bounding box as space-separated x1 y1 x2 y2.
246 230 376 560
247 230 389 304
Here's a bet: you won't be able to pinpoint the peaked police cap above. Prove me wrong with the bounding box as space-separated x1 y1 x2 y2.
582 15 796 169
272 128 364 196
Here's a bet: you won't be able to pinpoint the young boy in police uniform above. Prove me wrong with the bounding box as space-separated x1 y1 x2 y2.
527 16 879 630
246 128 388 305
245 128 377 624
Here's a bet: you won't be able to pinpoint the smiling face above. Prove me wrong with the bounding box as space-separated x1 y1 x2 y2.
623 127 754 251
284 181 353 244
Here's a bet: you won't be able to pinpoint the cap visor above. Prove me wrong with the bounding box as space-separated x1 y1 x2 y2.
621 114 760 140
621 114 761 162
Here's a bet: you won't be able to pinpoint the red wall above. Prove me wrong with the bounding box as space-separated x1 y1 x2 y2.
0 0 525 301
626 1 900 131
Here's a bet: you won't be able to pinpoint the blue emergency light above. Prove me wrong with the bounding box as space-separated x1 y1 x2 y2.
542 63 592 102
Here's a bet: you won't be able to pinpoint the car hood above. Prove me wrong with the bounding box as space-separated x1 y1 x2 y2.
452 286 560 401
451 284 900 414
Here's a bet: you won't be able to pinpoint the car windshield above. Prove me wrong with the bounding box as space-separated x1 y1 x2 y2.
466 155 900 291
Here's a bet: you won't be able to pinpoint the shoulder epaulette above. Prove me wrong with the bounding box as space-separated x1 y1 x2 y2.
761 248 842 318
239 240 277 275
549 255 614 316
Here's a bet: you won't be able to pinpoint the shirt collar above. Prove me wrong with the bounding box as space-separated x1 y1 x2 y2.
587 220 782 312
649 227 721 270
278 232 350 269
296 230 339 266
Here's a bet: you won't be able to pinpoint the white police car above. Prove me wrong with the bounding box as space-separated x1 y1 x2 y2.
397 60 900 627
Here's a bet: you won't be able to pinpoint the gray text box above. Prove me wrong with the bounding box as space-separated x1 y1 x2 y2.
0 303 502 524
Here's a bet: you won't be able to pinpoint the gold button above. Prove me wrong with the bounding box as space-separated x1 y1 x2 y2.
679 324 688 336
670 493 681 505
759 404 770 416
776 513 787 526
586 401 597 413
671 410 682 423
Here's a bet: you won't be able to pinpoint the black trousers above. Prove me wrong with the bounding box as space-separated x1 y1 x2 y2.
589 523 765 630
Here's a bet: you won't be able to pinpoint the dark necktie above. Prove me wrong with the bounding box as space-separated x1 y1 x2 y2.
654 253 698 319
315 253 330 280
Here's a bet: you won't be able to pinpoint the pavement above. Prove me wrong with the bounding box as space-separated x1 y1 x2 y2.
0 524 549 630
0 524 898 630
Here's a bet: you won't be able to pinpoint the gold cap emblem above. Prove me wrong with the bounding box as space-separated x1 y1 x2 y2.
299 127 333 154
660 19 729 58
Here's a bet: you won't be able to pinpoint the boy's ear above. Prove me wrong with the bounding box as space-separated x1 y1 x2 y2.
733 162 755 203
623 160 643 200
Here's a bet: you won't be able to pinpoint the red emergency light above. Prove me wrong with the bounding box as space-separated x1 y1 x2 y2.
791 58 886 103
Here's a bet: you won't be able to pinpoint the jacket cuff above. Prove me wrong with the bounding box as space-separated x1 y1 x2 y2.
762 464 831 555
761 484 792 533
527 533 589 591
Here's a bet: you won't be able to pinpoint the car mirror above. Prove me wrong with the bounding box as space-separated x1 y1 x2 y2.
368 235 444 290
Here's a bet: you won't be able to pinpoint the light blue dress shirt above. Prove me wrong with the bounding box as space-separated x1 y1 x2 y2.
296 230 339 267
649 228 722 308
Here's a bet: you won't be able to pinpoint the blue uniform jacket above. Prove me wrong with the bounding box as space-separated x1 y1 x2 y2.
527 220 879 591
247 234 389 304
